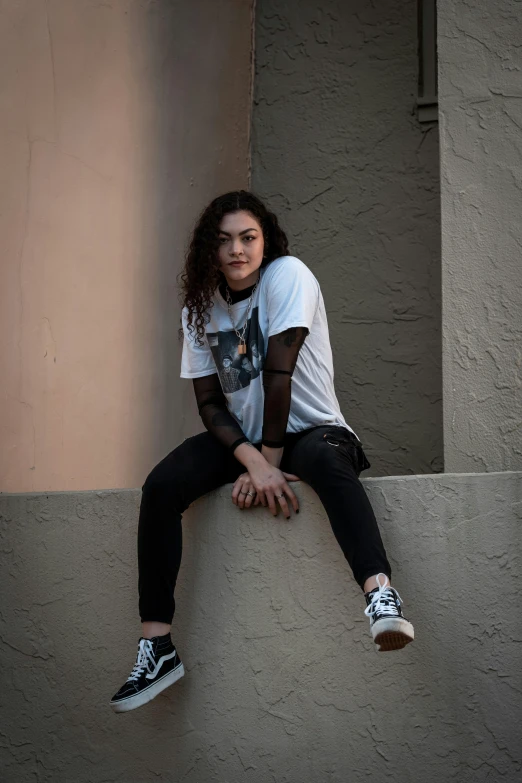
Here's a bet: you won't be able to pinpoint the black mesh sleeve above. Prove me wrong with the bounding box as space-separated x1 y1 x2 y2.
261 326 309 448
193 374 249 453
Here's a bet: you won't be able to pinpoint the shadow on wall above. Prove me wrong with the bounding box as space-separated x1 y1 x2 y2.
251 0 443 477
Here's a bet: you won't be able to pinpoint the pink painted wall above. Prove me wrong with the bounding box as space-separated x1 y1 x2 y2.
0 0 253 491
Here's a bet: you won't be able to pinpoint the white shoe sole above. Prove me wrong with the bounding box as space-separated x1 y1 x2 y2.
110 662 185 713
371 617 414 652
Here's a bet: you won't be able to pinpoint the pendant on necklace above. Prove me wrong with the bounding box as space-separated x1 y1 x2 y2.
238 341 247 355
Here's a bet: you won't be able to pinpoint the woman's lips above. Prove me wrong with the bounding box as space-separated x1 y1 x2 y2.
229 261 246 266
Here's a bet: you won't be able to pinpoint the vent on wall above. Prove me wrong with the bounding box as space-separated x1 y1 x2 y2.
417 0 438 123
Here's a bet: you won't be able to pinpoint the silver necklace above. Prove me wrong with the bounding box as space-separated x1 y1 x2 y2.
225 276 260 355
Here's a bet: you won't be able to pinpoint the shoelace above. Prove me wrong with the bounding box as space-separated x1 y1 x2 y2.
127 638 156 682
364 573 403 619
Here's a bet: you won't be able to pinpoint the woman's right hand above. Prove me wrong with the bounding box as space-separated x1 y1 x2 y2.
247 460 300 519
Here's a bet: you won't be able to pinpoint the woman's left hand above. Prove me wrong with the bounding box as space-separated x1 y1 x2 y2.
231 472 258 509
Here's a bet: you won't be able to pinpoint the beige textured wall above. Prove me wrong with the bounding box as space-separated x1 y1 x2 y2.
438 0 522 472
0 0 252 492
1 473 521 781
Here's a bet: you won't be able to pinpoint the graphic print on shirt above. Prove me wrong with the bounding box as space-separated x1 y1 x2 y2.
207 306 265 394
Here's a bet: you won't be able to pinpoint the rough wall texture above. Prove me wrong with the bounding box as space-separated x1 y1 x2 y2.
438 0 522 472
1 473 521 782
0 0 252 492
252 0 442 477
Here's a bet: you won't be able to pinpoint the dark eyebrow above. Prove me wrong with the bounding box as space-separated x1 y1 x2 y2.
218 228 259 236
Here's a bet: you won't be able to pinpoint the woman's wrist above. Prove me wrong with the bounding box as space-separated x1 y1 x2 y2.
233 441 266 470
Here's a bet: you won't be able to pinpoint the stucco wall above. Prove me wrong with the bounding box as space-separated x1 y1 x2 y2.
438 0 522 472
1 472 521 781
252 0 442 477
0 0 252 493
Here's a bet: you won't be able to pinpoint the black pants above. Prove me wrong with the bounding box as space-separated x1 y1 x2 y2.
138 425 391 624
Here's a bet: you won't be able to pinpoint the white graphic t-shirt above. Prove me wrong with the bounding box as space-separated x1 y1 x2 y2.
180 255 359 443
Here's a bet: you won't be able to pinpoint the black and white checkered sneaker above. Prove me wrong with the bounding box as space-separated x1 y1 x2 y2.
110 633 184 713
364 574 414 652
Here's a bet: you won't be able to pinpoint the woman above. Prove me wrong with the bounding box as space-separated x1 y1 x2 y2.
110 191 414 713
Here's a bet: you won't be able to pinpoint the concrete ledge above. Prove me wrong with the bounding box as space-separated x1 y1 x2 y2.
1 472 521 782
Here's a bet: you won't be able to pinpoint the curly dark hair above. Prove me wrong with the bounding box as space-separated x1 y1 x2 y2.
177 190 289 346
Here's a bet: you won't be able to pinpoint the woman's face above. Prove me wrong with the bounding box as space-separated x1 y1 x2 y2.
218 210 264 290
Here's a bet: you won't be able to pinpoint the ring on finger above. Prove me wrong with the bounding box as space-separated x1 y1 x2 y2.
246 491 255 497
276 493 284 499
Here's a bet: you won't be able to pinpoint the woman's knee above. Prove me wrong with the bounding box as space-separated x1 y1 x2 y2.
294 431 361 480
141 451 186 499
140 434 210 502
